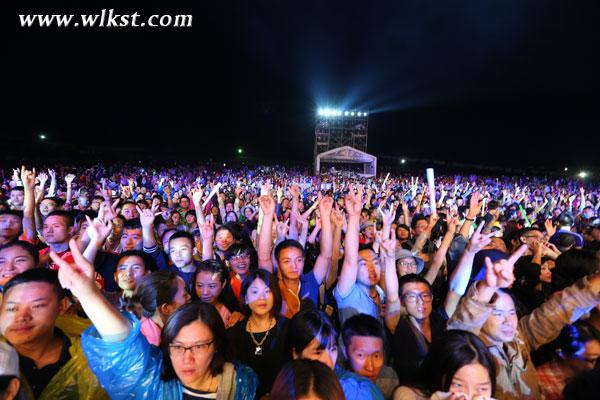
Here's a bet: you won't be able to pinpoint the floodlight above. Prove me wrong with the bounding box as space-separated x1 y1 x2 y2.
578 171 588 178
350 112 355 116
401 159 406 164
344 111 349 116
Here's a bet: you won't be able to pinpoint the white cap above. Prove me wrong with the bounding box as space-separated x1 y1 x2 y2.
0 342 19 377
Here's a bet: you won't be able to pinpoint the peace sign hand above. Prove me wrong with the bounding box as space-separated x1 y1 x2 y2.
484 244 528 289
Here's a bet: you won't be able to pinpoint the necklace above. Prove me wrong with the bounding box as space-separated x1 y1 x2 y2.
247 317 274 356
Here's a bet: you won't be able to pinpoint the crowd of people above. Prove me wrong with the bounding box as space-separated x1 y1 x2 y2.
0 162 599 400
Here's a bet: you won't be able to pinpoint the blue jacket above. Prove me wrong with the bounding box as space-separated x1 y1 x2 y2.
335 365 384 400
81 313 257 400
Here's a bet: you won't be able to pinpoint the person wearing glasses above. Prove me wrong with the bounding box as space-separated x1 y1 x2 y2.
49 239 257 399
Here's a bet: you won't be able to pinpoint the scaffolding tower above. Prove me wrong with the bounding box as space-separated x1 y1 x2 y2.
314 111 369 161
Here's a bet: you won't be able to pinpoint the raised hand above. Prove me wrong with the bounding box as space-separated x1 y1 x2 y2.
65 174 76 186
468 191 482 217
37 171 48 186
484 244 527 289
191 187 204 208
466 221 495 253
137 203 160 228
544 218 556 238
380 229 396 259
48 169 56 180
85 215 113 246
276 219 290 237
199 216 215 242
318 194 333 219
331 204 344 228
259 194 276 216
344 185 364 217
49 239 96 298
20 166 36 189
380 204 397 226
289 183 300 200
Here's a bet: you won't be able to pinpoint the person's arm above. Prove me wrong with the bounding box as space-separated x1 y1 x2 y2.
423 216 457 284
191 187 206 225
47 169 57 197
64 174 75 210
335 185 363 297
137 204 159 249
307 218 321 245
458 191 481 239
82 216 113 263
311 194 334 284
288 185 300 241
199 216 215 261
19 166 37 241
326 209 342 290
381 230 401 332
401 201 411 229
519 271 600 351
257 194 276 271
380 204 396 245
447 245 528 333
445 221 495 317
579 187 586 213
49 239 130 341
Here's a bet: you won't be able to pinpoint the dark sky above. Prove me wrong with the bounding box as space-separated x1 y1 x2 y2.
4 1 600 169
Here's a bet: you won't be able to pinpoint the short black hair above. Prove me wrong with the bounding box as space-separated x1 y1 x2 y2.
0 210 23 220
342 313 386 350
168 231 194 248
270 359 345 400
410 214 428 230
3 268 65 300
116 250 157 272
398 273 432 296
0 240 40 266
9 186 24 193
274 239 305 263
161 302 232 380
240 269 282 317
122 218 142 231
46 210 74 227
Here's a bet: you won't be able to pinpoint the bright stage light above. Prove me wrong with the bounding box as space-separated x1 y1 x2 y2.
363 112 367 116
39 134 46 140
318 109 323 116
344 111 349 116
401 159 406 164
350 112 355 116
578 171 588 178
564 167 568 171
357 112 362 116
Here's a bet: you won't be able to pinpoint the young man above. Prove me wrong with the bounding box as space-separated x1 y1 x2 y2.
167 231 199 289
0 268 109 399
39 211 75 269
258 189 333 318
342 313 399 399
0 211 23 246
334 186 385 325
448 244 600 400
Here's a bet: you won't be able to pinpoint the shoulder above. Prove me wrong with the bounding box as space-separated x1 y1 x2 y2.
394 386 428 400
336 366 384 400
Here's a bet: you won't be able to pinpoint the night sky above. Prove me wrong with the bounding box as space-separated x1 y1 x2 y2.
4 1 600 169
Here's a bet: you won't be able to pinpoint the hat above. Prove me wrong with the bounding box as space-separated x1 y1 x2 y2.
0 342 19 377
360 220 375 231
394 249 425 274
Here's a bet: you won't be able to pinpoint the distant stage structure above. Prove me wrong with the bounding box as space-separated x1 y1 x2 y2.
314 108 376 176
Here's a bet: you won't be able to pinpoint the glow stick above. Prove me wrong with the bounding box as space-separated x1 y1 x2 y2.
202 182 222 208
426 168 437 216
382 172 390 188
518 204 531 227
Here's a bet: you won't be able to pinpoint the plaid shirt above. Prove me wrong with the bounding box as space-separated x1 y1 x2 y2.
536 359 569 400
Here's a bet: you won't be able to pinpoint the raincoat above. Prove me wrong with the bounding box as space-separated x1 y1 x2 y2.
81 312 258 400
14 315 109 400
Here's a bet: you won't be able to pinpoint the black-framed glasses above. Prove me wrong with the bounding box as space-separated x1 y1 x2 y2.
402 292 433 303
169 340 214 357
